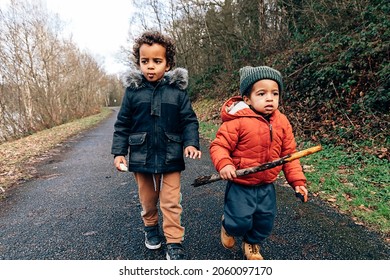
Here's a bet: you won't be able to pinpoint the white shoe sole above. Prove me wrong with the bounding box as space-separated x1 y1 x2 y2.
145 241 161 250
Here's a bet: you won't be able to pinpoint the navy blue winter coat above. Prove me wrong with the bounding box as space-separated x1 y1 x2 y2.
111 68 200 174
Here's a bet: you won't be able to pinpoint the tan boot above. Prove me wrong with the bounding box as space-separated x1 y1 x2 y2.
242 241 264 260
221 215 235 249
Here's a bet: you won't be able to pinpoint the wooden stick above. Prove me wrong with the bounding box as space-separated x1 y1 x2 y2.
192 145 322 187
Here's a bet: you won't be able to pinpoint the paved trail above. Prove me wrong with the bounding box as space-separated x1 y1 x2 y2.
0 108 388 260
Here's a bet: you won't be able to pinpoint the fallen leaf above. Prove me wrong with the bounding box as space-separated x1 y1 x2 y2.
358 204 372 212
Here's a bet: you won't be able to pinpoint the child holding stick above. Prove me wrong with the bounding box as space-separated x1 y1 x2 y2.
210 66 308 260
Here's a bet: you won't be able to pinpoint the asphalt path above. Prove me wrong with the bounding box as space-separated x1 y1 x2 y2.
0 108 388 260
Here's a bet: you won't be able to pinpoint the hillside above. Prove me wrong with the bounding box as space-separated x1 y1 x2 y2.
189 0 389 160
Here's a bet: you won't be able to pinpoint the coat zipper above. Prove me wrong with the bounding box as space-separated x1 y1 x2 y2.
152 82 161 173
267 123 273 164
154 117 158 173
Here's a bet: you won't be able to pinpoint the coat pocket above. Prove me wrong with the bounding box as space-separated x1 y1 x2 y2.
165 132 183 164
128 132 147 165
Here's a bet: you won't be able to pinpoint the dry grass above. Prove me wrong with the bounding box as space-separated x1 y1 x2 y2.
0 108 113 196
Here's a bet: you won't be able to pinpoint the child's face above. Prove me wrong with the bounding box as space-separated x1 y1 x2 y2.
243 79 279 115
139 43 170 82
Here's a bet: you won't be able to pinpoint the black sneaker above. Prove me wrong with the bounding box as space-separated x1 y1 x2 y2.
166 243 185 260
144 225 162 250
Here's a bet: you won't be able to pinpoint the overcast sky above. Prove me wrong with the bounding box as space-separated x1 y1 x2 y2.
0 0 134 74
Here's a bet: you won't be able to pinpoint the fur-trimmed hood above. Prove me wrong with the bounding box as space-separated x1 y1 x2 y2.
122 67 188 90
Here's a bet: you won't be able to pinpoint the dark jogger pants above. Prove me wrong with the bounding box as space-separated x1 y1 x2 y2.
222 181 277 244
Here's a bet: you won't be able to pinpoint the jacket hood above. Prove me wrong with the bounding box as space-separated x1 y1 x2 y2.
220 95 280 122
122 67 188 90
221 96 259 122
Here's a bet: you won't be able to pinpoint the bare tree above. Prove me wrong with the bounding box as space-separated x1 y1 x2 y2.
0 0 121 143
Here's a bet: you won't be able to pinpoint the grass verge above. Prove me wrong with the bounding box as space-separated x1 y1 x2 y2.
300 144 389 236
0 107 113 196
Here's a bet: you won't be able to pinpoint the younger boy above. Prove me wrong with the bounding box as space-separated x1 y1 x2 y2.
210 66 308 260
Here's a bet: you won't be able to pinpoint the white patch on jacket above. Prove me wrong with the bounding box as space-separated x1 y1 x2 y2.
227 101 249 115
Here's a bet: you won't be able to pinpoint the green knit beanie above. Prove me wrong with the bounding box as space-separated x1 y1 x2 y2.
239 66 283 96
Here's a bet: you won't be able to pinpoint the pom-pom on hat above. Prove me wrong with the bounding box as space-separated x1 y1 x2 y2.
239 66 283 96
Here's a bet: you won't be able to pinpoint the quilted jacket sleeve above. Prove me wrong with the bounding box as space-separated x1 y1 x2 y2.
179 91 200 150
111 88 132 156
209 119 240 172
280 116 307 188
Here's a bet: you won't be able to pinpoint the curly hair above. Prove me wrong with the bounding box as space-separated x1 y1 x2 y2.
132 31 176 69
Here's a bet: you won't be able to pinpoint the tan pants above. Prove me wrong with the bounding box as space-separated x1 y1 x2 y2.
133 171 184 244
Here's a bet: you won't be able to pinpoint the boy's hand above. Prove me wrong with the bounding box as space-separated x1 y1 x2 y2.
295 185 308 202
114 156 128 172
184 146 202 159
219 165 237 181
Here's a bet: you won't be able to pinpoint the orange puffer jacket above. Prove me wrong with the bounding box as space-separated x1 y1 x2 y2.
209 96 306 188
